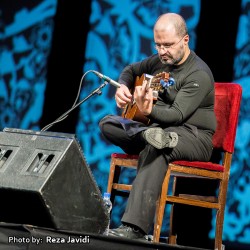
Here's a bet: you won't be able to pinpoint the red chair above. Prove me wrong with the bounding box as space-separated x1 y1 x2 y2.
107 83 242 250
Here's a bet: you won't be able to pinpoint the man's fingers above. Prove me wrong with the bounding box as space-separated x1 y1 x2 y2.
141 80 148 95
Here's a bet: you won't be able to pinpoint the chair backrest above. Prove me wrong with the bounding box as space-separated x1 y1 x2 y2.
212 83 242 153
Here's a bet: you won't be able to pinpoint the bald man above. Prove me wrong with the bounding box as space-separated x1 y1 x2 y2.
99 13 216 240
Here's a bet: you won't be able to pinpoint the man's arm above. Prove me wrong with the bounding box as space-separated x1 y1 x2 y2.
148 71 213 125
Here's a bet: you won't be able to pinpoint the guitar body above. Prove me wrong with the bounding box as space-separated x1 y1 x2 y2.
122 72 169 125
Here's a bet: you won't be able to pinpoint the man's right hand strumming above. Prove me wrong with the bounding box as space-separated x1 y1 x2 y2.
115 84 132 109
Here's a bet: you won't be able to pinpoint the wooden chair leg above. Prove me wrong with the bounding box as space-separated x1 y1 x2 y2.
153 199 161 241
215 179 227 250
107 159 116 193
153 168 171 243
215 209 224 250
107 158 122 205
153 199 166 242
167 178 177 244
168 176 178 244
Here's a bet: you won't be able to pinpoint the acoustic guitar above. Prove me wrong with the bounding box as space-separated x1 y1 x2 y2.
122 72 169 125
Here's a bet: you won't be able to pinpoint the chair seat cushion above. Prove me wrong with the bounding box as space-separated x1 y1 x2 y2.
111 153 139 159
111 153 224 172
171 160 224 172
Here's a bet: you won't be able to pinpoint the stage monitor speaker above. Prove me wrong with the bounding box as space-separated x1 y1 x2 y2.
0 128 108 234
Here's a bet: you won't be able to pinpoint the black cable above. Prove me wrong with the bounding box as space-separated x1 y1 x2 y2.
41 70 104 132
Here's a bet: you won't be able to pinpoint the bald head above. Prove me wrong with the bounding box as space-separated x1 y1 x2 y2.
154 13 188 38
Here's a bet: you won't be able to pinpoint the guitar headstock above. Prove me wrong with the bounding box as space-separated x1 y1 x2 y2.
149 72 170 91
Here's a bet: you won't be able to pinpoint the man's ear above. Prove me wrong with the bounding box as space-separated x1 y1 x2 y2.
184 34 189 44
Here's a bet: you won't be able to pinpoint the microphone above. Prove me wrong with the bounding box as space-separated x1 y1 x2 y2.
92 71 121 88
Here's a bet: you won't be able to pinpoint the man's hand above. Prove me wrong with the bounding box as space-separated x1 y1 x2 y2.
134 80 153 116
115 84 132 108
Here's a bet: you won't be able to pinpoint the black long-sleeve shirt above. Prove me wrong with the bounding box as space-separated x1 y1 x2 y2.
118 51 216 133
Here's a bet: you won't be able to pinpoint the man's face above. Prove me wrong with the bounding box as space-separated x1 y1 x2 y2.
154 29 188 65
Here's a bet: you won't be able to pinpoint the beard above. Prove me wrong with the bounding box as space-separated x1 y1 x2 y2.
159 46 185 65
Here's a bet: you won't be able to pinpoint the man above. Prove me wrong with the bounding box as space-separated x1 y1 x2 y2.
99 13 216 240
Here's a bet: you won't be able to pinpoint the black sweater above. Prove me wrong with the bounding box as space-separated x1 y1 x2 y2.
118 51 217 133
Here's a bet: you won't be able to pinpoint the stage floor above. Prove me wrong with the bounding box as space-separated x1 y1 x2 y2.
0 223 208 250
1 223 250 250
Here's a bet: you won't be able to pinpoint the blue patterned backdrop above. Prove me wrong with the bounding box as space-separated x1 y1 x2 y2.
0 0 250 246
0 0 57 130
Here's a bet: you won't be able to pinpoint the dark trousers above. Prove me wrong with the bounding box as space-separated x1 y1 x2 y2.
99 115 213 234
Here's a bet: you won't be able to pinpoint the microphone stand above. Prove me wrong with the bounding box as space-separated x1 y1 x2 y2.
41 81 108 131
